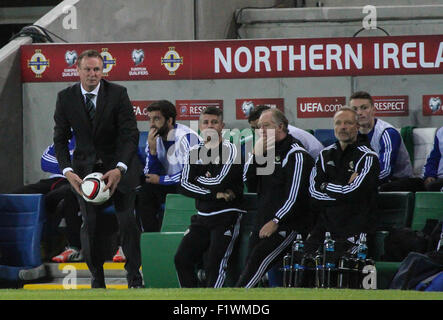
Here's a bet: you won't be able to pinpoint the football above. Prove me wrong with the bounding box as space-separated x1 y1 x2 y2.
80 172 110 204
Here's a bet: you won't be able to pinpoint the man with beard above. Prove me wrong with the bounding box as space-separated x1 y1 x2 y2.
136 100 200 232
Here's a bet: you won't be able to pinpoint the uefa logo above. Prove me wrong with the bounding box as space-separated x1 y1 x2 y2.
241 101 255 117
64 50 77 67
132 49 144 66
180 105 187 115
429 97 442 113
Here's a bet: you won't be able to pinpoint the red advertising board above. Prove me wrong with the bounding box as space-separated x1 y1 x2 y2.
235 98 284 119
422 95 443 116
132 100 154 121
297 97 346 118
21 34 443 82
175 100 223 120
373 96 409 117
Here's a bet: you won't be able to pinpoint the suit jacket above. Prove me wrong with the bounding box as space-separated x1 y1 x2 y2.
53 79 142 193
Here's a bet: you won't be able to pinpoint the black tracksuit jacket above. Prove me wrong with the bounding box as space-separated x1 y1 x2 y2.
179 140 245 215
309 134 380 238
245 134 315 233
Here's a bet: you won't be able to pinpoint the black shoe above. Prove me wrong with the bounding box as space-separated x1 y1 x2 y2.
129 284 144 289
91 277 106 289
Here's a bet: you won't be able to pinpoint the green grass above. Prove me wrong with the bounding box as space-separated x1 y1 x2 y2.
1 288 443 300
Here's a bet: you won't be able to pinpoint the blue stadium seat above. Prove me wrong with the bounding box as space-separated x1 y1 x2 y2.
314 129 336 147
0 194 46 282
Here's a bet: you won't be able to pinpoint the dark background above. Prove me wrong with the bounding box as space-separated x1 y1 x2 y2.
0 1 62 48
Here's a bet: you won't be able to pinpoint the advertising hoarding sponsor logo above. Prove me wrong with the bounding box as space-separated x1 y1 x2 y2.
372 96 409 117
423 95 443 116
20 35 443 82
132 100 155 121
235 98 284 119
175 100 223 120
129 49 149 77
62 50 78 78
297 97 346 118
64 50 77 67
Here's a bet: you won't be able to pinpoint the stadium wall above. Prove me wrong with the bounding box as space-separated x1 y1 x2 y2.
1 0 443 189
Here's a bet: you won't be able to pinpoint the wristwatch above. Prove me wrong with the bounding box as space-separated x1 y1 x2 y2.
116 165 126 175
272 218 279 224
320 182 328 192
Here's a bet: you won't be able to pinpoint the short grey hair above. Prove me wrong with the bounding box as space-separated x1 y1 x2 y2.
261 108 289 133
334 105 359 123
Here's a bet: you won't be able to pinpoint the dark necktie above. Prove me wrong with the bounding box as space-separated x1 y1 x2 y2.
85 93 95 121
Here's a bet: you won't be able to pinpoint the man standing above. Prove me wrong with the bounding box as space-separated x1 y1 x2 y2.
174 107 245 288
136 100 200 232
53 49 143 288
236 109 314 288
308 106 380 257
349 91 416 191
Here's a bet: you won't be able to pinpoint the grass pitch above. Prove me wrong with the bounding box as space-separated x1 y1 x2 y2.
1 287 443 300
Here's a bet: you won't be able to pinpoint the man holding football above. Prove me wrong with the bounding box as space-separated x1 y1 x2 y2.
53 49 143 289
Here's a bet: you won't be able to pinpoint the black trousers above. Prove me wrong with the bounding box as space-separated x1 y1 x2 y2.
12 177 69 214
135 182 178 232
235 228 297 288
378 177 425 192
174 212 242 288
77 189 142 287
56 187 82 249
425 178 443 191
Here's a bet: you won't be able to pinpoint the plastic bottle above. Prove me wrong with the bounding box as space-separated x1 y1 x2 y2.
337 255 349 289
291 233 305 287
282 252 292 287
323 232 336 288
314 249 324 288
301 253 315 288
357 233 368 261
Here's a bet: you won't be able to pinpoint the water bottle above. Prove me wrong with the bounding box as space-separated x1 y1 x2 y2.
337 255 349 289
314 248 324 288
348 256 360 289
291 234 305 287
282 252 292 287
357 233 368 261
301 253 315 288
323 232 336 288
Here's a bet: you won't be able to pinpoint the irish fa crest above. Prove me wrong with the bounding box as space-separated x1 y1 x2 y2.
100 48 116 75
64 50 77 67
429 97 442 113
27 49 49 78
161 47 183 75
132 49 144 66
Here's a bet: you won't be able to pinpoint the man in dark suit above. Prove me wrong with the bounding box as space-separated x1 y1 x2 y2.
53 49 143 288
